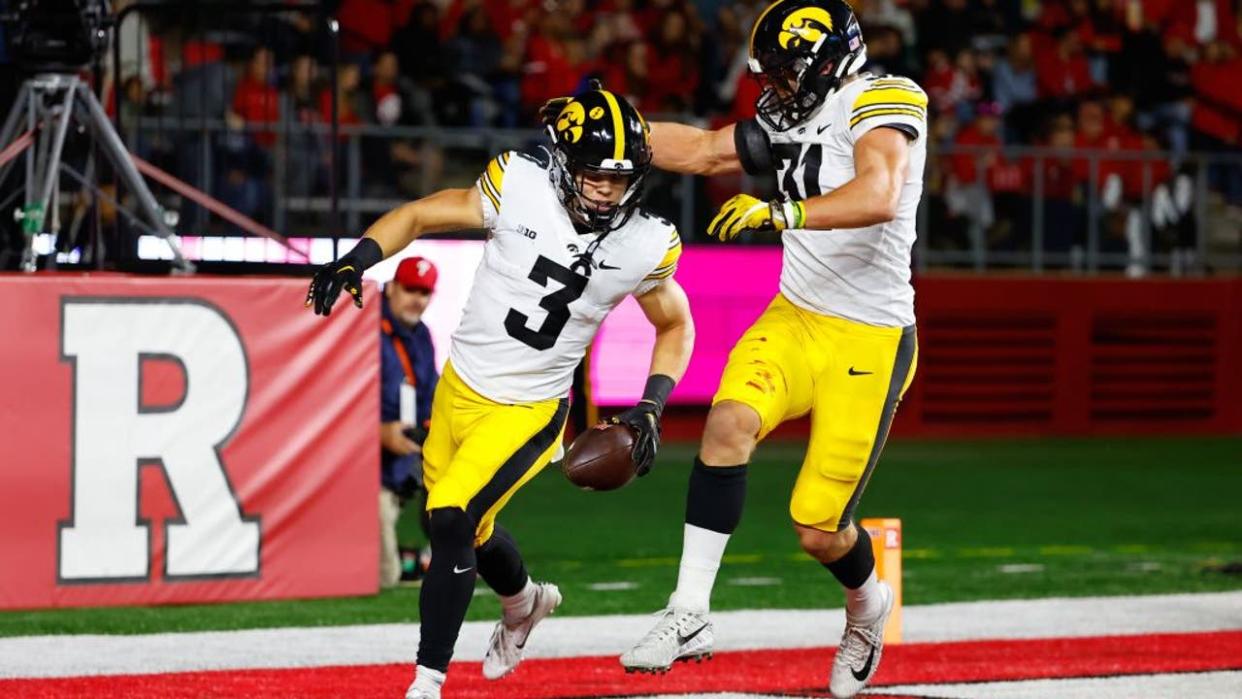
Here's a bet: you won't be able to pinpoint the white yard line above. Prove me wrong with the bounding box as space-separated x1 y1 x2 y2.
1 591 1239 679
873 670 1242 699
632 673 1242 699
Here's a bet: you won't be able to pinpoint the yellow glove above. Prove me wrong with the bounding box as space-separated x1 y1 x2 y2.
706 194 806 241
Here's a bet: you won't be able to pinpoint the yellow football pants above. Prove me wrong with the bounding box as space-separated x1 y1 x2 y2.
421 361 568 546
713 294 918 532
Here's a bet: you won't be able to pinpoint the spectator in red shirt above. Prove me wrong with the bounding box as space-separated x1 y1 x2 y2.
647 10 700 113
1190 40 1242 147
337 0 416 56
484 0 540 42
951 102 1027 249
320 63 364 137
1108 94 1170 199
1031 114 1085 256
521 13 591 114
1036 29 1097 102
1073 99 1129 188
229 47 279 148
925 48 982 121
601 41 651 112
1163 0 1239 49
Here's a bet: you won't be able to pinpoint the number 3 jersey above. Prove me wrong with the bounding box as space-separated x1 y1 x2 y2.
448 149 682 404
739 74 928 328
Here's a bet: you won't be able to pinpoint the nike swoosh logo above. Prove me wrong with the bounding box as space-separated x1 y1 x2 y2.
817 122 833 134
851 645 877 681
453 565 473 574
677 623 707 646
598 261 621 270
848 367 873 376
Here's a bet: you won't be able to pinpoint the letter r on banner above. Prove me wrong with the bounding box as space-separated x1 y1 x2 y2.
59 299 260 581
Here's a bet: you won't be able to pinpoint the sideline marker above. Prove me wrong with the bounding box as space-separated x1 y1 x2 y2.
862 517 902 644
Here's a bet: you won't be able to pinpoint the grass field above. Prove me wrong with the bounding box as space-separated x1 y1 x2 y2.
1 436 1239 637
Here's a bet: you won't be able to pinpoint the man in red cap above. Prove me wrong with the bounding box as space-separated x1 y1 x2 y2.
379 255 440 588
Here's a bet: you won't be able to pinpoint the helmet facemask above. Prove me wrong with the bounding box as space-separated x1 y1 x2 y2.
548 132 650 233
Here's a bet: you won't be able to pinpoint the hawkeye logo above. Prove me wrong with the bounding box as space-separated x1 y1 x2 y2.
779 7 833 50
555 101 586 144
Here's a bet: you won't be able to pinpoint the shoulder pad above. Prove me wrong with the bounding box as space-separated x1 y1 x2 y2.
515 147 551 169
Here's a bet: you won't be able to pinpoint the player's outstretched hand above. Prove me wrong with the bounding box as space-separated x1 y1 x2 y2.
306 259 364 315
707 194 806 241
305 238 384 315
610 400 662 477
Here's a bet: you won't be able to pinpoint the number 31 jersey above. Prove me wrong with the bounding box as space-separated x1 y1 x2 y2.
745 73 927 328
449 149 681 404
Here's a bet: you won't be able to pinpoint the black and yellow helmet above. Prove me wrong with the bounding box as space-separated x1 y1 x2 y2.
546 83 652 232
748 0 867 131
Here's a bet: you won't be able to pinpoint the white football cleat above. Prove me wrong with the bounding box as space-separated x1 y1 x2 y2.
829 581 894 698
403 688 438 699
619 608 713 674
482 581 562 680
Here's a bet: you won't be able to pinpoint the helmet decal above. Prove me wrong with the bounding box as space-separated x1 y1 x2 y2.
589 106 605 119
555 101 586 144
779 7 833 50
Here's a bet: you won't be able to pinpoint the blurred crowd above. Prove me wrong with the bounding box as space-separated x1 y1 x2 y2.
97 0 1242 265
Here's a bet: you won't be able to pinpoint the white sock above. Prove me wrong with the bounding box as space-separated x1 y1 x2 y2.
667 524 730 614
411 665 445 693
500 577 536 625
844 569 883 624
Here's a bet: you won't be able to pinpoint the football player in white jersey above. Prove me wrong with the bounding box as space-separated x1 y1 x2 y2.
306 86 694 699
609 0 925 695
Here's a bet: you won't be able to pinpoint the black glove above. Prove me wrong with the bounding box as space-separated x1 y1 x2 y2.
305 238 384 316
609 374 675 477
395 473 423 502
403 423 429 446
611 400 661 477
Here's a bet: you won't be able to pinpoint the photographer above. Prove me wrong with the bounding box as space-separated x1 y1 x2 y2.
379 256 439 588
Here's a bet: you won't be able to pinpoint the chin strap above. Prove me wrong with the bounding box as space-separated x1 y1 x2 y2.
569 227 613 277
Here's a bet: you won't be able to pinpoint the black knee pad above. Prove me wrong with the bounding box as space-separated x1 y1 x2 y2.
427 507 475 548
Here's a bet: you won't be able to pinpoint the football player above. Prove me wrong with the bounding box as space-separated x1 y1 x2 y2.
607 0 925 696
306 86 694 699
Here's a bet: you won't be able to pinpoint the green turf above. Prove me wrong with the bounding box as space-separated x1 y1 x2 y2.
1 437 1239 637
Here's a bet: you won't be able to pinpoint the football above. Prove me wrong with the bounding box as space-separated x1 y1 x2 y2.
562 423 638 491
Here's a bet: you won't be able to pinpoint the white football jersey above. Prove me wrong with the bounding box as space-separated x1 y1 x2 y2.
448 149 682 404
754 73 927 328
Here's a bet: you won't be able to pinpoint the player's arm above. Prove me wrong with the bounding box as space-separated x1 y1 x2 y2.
648 122 745 176
707 128 913 239
306 187 484 315
635 277 694 384
364 187 485 257
800 127 910 229
610 276 694 477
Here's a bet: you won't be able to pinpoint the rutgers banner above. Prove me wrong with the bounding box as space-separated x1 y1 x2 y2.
0 274 378 609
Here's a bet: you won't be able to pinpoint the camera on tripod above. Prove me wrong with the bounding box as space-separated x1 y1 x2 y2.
3 0 114 73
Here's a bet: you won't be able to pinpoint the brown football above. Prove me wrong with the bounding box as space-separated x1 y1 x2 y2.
562 423 637 491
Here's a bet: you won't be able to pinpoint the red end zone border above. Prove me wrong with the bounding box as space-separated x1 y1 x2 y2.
3 631 1240 698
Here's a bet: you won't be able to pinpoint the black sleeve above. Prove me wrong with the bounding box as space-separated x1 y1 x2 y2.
733 118 774 176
